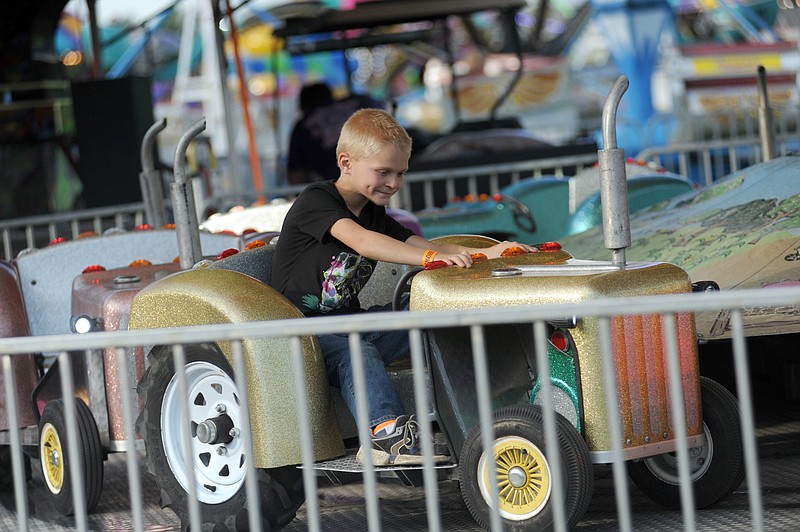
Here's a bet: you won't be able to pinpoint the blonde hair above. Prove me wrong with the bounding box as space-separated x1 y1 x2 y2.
336 108 412 161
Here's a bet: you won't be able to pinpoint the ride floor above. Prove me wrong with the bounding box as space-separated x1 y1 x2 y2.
1 395 798 531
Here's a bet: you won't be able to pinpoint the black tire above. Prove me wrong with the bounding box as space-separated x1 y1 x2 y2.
38 398 104 515
459 404 593 531
136 344 305 531
627 376 745 508
0 445 32 491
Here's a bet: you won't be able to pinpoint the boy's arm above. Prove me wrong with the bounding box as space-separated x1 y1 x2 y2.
331 218 459 265
330 219 535 267
405 235 536 260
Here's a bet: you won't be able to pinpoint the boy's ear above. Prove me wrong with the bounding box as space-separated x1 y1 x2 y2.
338 152 352 174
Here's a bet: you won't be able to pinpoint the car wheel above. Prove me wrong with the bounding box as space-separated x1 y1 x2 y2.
136 344 305 531
459 404 593 531
38 398 104 515
627 376 745 508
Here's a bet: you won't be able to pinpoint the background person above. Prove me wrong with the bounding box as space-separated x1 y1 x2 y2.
286 82 382 185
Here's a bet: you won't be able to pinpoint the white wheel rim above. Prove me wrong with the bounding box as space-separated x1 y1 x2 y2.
643 422 714 484
40 421 64 495
162 361 247 504
477 435 552 521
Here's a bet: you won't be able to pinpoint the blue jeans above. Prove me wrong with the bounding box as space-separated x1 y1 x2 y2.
317 305 409 429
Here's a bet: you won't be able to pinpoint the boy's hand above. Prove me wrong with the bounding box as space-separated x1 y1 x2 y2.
425 252 487 270
440 250 474 268
424 242 538 270
486 241 538 259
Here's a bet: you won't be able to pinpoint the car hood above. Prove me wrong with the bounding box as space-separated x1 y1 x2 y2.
561 155 800 291
561 155 800 339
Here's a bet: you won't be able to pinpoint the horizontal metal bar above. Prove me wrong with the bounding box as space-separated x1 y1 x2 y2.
1 286 798 355
0 203 146 230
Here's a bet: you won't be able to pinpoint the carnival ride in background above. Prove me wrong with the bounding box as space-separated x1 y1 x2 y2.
3 0 798 221
415 160 694 242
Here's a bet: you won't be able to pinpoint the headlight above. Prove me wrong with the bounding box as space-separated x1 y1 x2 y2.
70 315 102 334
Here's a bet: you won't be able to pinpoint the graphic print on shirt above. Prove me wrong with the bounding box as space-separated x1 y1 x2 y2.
301 252 374 313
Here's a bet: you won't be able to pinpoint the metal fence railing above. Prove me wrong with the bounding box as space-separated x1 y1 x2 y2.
397 153 600 212
680 104 800 145
0 203 147 261
198 152 601 215
2 286 797 531
636 133 800 187
3 134 797 260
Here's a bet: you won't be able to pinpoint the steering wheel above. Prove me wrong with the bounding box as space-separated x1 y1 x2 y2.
393 267 424 311
497 194 537 233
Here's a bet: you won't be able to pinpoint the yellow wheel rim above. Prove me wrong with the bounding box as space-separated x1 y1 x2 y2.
40 423 64 494
478 436 552 521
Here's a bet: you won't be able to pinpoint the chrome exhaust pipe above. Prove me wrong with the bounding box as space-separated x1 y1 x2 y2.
139 118 168 228
172 117 206 270
757 65 777 161
599 76 631 268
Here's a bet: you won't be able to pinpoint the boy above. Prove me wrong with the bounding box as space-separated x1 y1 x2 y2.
272 109 535 465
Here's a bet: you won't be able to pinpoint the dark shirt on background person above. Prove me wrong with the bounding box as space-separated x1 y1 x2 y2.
286 85 382 185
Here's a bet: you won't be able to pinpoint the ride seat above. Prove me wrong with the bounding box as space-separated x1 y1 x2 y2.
207 243 276 286
208 243 408 309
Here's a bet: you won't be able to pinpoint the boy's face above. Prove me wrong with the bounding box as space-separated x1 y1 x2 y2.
339 144 409 207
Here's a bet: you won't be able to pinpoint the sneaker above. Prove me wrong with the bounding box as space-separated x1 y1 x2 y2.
356 415 450 466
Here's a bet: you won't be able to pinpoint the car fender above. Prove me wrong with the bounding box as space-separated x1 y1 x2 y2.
128 267 344 468
0 261 40 430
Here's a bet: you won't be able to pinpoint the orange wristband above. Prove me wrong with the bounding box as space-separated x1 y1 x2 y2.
422 249 438 266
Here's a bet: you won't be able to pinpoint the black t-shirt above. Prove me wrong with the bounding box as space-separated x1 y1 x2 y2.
272 181 415 316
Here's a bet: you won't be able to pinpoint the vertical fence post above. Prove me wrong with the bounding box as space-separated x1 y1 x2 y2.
469 325 502 532
172 344 203 529
232 339 264 532
597 317 633 532
115 347 144 531
729 311 764 532
662 314 697 532
57 351 88 532
349 332 382 531
408 328 442 532
533 320 566 532
2 355 29 532
289 336 320 532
